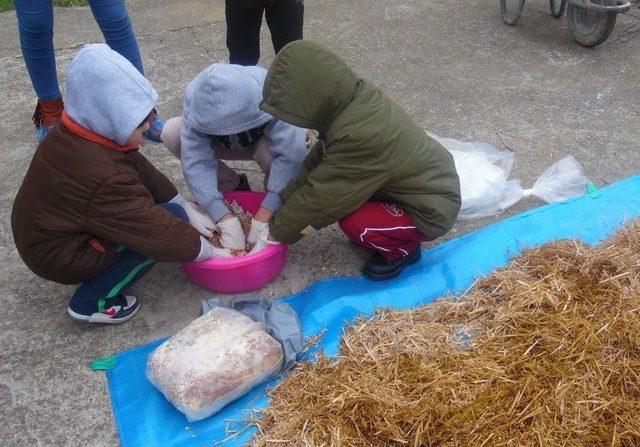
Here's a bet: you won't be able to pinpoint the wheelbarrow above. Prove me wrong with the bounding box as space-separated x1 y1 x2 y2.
500 0 632 47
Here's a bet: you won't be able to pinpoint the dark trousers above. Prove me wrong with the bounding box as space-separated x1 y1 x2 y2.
225 0 304 66
68 203 188 315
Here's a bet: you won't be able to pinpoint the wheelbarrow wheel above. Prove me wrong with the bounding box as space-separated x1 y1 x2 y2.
550 0 567 17
501 0 527 25
567 1 617 47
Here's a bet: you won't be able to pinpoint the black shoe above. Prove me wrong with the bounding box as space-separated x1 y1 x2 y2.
362 246 422 281
235 173 252 191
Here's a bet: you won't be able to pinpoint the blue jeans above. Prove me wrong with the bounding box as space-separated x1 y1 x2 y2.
68 203 187 315
14 0 143 100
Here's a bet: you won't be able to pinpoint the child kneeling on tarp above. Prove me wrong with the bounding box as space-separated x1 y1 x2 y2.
253 40 461 280
11 44 228 325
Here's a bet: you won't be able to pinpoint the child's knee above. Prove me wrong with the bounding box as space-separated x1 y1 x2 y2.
161 117 182 158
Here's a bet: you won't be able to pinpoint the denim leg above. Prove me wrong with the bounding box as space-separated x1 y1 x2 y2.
13 0 60 100
88 0 144 74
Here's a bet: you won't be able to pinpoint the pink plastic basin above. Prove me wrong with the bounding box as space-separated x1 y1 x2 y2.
182 191 288 293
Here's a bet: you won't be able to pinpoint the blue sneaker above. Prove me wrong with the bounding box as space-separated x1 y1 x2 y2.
67 294 140 324
143 112 165 142
36 124 54 143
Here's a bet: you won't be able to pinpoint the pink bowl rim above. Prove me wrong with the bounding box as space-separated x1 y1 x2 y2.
184 244 287 270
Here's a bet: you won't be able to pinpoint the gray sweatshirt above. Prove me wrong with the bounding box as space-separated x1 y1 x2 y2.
65 43 158 145
181 64 306 222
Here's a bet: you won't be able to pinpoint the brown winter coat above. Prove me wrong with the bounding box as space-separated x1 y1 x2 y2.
11 113 201 284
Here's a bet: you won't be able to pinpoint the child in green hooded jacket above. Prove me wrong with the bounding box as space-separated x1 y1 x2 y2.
253 40 461 280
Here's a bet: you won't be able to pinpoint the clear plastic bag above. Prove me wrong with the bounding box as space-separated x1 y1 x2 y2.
146 307 283 422
428 133 591 220
523 155 589 203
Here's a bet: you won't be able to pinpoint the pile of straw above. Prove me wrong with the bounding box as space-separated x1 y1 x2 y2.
252 222 640 446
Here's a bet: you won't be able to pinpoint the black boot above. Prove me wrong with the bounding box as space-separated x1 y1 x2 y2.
362 246 422 281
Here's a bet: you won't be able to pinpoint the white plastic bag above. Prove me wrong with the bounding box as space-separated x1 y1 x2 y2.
428 132 591 220
524 155 590 203
146 307 283 422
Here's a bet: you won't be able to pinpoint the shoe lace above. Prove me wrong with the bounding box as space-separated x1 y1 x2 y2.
32 102 43 129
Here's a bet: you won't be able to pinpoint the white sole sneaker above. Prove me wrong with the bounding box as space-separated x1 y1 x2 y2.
67 295 140 324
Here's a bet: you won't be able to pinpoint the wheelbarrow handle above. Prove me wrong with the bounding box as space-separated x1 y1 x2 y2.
568 0 631 13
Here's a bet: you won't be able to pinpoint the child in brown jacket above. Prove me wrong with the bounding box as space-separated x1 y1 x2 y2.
11 44 226 324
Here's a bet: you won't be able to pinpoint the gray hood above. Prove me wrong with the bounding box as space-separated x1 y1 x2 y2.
65 43 158 146
183 64 272 136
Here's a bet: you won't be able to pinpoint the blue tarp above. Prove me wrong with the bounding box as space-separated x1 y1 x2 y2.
107 174 640 447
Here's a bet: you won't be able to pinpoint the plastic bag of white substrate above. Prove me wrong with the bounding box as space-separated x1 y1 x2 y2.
146 307 284 421
427 132 591 220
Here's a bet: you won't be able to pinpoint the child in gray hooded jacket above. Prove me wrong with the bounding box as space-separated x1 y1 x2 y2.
161 64 306 252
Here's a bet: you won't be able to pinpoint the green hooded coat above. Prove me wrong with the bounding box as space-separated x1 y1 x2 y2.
260 41 461 244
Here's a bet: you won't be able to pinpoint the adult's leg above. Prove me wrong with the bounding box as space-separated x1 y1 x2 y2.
88 0 144 74
265 0 304 54
67 203 187 322
339 201 431 261
14 0 60 100
89 0 168 142
225 0 264 65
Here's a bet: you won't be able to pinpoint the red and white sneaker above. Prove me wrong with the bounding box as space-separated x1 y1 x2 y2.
67 294 140 324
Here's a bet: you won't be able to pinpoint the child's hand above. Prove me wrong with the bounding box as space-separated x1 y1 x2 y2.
217 215 246 250
248 218 269 245
248 228 280 255
183 201 217 237
169 194 216 237
195 237 232 261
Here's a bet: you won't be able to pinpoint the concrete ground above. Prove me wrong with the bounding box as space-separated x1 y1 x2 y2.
1 0 639 445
